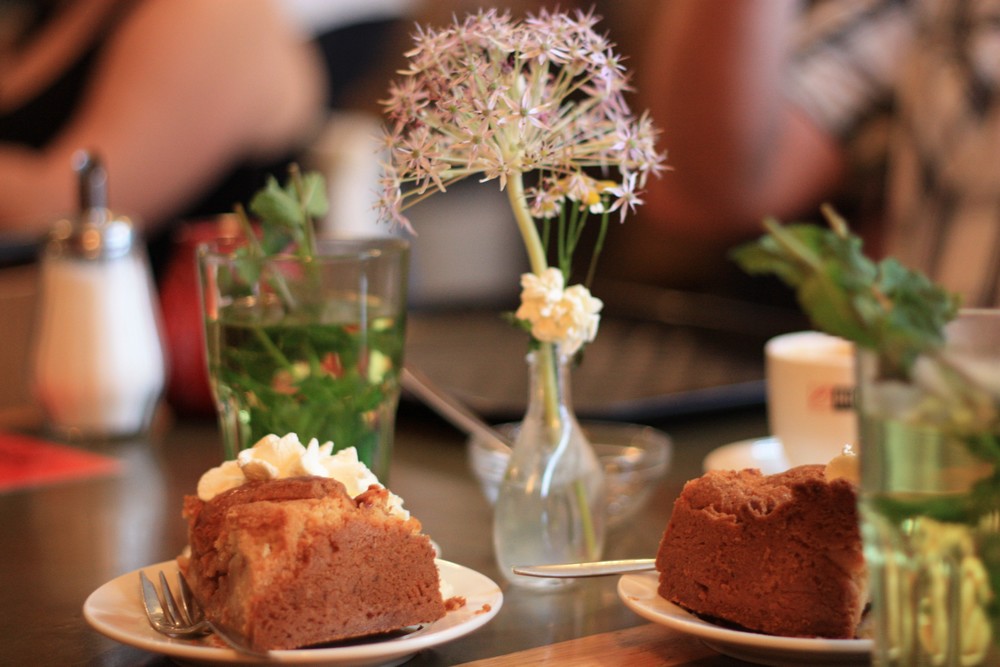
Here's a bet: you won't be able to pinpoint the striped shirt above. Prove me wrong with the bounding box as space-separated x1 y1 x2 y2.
787 0 1000 306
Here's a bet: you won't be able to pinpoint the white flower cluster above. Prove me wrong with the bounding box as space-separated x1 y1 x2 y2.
515 268 603 356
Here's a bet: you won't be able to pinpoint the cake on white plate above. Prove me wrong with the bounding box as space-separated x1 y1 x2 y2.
655 449 867 639
178 433 453 651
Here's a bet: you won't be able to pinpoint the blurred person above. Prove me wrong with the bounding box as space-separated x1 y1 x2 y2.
0 0 565 260
0 0 331 252
280 0 413 113
0 0 421 277
608 0 1000 308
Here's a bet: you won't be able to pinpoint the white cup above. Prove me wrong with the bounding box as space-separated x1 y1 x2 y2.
765 331 857 467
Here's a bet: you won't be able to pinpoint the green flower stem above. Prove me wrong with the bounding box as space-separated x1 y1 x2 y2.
536 342 560 432
507 172 548 275
536 341 598 558
574 460 598 556
509 173 598 558
585 212 611 289
508 173 560 426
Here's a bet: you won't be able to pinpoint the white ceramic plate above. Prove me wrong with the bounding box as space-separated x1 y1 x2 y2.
618 572 870 666
84 559 502 667
702 436 790 474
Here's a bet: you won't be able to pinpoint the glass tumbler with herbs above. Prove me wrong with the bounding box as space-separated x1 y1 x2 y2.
733 207 1000 666
197 168 409 479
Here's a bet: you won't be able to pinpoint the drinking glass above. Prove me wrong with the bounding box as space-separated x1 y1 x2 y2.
858 309 1000 666
197 237 409 479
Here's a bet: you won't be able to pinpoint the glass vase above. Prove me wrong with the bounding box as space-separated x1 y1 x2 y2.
492 343 606 589
858 309 1000 666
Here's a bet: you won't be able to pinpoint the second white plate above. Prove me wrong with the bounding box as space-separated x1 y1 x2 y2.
702 436 790 474
618 571 870 666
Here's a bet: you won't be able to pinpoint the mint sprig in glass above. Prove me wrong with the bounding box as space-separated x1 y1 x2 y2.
198 166 409 478
733 207 1000 665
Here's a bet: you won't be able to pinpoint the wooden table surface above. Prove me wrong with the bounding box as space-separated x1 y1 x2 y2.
0 396 769 666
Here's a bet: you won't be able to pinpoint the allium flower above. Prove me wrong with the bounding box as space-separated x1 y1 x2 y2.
377 8 663 232
377 7 666 357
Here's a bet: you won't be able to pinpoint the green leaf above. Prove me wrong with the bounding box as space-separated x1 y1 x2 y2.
250 175 303 229
246 169 329 256
297 171 329 220
729 208 961 379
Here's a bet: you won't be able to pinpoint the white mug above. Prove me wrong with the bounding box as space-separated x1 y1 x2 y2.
766 331 856 467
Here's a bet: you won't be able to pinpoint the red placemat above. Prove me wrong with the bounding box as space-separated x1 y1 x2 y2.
0 432 122 492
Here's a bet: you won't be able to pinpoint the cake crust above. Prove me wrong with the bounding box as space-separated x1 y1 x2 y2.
655 465 866 639
180 476 446 651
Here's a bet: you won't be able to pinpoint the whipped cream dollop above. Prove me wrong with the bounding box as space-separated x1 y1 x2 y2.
824 444 860 485
196 433 408 519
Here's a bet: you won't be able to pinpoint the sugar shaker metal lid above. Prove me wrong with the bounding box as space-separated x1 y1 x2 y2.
46 150 137 261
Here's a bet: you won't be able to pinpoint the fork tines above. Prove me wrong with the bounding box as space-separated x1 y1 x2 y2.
138 570 210 638
138 569 270 657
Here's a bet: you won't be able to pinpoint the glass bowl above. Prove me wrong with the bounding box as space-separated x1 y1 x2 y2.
467 421 672 527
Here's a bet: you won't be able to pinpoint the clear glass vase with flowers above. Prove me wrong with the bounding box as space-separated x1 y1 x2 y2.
377 8 665 586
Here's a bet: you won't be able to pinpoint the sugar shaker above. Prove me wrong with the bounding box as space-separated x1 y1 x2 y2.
32 151 167 440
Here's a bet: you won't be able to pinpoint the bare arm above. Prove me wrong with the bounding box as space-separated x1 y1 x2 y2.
639 0 846 242
0 0 325 236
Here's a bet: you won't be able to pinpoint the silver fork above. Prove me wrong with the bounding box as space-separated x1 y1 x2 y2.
138 570 271 658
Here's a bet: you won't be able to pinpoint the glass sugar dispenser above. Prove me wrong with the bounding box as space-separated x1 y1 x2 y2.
32 151 166 440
